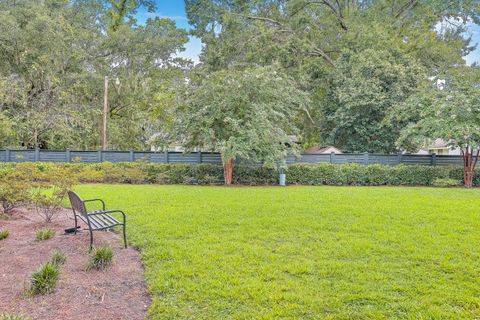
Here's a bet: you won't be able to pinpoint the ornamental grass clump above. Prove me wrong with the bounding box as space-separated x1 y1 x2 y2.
28 251 67 295
35 228 55 241
87 246 114 271
50 250 66 267
0 230 9 240
29 262 60 295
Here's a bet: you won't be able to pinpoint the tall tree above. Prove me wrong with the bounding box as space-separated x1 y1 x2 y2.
175 66 307 185
0 0 189 149
397 66 480 188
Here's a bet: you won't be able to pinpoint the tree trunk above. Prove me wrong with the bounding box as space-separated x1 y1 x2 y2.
462 146 479 188
223 158 234 186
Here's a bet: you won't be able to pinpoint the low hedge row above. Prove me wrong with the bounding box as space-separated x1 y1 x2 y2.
0 162 473 186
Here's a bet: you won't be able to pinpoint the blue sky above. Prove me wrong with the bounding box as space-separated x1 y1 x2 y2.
137 1 480 65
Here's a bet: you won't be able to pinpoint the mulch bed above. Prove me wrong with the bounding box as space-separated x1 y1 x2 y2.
0 208 150 320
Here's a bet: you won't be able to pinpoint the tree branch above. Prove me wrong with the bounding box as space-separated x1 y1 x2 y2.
395 0 418 19
290 1 348 31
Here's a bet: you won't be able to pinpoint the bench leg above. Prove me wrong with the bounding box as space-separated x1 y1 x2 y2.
123 224 127 249
89 228 94 251
74 215 78 235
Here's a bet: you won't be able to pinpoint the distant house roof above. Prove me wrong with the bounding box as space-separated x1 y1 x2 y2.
304 146 343 154
430 138 452 149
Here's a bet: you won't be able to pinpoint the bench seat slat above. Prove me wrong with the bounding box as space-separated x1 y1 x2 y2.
89 215 109 229
101 213 120 225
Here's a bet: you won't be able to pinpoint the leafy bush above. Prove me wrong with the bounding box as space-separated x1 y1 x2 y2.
432 178 462 187
32 192 65 223
0 161 473 187
50 250 66 267
31 165 77 222
87 246 114 271
35 228 55 241
0 170 31 213
287 163 469 186
0 314 30 320
0 230 9 240
29 262 60 295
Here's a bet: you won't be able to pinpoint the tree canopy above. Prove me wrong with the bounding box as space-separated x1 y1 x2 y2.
175 66 306 184
0 0 188 149
185 0 480 151
1 0 480 173
396 66 480 187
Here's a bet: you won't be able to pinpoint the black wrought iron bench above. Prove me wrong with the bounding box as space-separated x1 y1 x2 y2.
67 190 127 250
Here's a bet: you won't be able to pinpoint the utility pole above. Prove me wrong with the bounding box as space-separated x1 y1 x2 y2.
102 76 108 150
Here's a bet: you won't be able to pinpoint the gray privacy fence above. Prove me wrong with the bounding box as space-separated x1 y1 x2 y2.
0 149 464 166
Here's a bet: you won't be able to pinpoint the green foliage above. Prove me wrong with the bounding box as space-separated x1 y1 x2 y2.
287 163 467 186
0 161 472 187
87 246 114 271
176 66 306 168
0 314 29 320
0 0 188 150
35 229 55 241
75 184 480 318
432 178 462 188
186 0 478 148
29 262 60 295
0 230 9 240
50 250 67 267
396 66 480 187
321 48 426 152
31 165 77 222
397 67 480 152
0 172 31 213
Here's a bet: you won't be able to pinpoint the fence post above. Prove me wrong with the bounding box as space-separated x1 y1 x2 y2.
5 148 10 162
129 150 134 162
164 150 169 164
34 148 40 162
363 152 369 166
97 150 102 163
431 153 437 166
197 151 202 164
66 149 71 162
330 152 335 164
397 153 403 165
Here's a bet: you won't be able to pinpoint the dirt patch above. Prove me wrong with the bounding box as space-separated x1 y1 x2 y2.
0 208 150 320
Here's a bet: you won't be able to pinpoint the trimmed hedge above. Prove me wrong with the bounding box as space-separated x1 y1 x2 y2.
287 163 470 186
0 161 474 186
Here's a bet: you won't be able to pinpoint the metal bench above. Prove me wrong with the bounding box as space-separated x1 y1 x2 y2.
67 190 127 250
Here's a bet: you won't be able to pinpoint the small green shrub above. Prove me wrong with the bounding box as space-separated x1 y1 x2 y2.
50 250 66 267
0 174 31 214
432 178 461 187
0 230 9 240
35 228 55 241
32 165 77 222
87 246 114 271
0 314 30 320
29 262 60 295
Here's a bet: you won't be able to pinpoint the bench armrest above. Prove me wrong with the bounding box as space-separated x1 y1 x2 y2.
83 198 106 211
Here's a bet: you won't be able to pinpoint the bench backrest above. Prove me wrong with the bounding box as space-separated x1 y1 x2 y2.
68 190 87 217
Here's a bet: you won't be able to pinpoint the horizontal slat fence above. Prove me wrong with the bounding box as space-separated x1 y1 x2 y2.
0 149 465 166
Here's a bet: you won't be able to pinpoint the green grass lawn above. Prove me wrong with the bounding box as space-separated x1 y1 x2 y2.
75 185 480 319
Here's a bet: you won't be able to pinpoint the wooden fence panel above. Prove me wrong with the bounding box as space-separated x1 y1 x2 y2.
0 149 466 167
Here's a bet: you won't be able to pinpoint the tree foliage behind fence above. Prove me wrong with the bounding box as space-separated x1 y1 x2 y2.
0 149 464 166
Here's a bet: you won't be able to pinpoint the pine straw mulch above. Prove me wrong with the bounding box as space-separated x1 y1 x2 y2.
0 208 150 320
